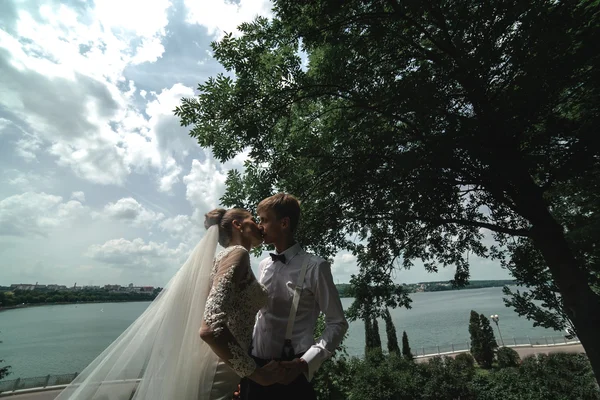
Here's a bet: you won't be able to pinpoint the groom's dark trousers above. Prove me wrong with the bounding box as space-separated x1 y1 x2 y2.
241 354 317 400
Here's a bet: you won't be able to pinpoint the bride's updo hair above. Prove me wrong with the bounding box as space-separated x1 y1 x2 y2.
204 208 251 247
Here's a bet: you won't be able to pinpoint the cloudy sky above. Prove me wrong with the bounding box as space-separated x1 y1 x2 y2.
0 0 511 288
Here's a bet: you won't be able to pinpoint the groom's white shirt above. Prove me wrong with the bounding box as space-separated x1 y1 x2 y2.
251 243 348 381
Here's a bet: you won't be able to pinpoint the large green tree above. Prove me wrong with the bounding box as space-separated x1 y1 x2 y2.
176 0 600 382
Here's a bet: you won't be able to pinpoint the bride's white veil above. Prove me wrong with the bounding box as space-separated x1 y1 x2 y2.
55 226 221 400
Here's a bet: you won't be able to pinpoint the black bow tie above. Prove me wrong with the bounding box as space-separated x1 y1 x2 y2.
270 253 286 263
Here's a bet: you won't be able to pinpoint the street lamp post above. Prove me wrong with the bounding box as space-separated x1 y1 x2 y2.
490 314 505 346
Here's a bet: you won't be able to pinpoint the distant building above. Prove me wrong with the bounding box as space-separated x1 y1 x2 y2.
8 282 153 293
141 286 154 293
10 284 35 291
126 286 155 294
45 284 68 291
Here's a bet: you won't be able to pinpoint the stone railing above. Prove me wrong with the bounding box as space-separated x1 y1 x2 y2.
413 335 581 358
0 372 78 394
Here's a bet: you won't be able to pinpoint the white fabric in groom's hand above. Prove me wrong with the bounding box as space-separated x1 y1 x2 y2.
55 226 221 400
252 243 348 381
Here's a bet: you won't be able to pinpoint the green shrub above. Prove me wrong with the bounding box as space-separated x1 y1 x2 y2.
453 353 476 380
314 314 351 400
474 353 600 400
313 353 352 400
346 353 414 400
417 356 477 400
521 353 599 399
315 344 599 400
496 347 520 368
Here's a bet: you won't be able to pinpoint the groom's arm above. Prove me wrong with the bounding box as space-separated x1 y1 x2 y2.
300 259 349 381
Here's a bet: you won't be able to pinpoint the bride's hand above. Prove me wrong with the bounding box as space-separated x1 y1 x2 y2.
262 360 283 372
248 361 286 386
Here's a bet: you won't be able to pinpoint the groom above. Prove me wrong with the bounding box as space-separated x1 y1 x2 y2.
242 193 348 400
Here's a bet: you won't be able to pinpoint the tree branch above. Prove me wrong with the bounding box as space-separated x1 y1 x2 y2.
424 217 530 237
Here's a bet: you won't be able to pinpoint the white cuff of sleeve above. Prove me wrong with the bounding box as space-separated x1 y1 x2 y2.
300 345 331 382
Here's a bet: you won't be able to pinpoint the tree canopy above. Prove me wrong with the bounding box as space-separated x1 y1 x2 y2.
176 0 600 382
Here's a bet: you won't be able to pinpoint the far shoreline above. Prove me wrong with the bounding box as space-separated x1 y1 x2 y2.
336 283 518 299
0 299 153 313
0 284 518 308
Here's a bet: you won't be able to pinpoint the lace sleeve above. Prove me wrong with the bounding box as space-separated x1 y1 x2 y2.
201 247 257 378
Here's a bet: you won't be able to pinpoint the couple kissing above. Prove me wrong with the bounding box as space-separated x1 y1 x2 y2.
55 193 348 400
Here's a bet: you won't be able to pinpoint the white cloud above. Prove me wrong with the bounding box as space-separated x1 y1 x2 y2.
184 0 273 39
222 147 251 171
160 214 192 236
87 237 185 272
158 157 183 193
183 157 227 213
15 132 43 162
0 192 88 237
93 0 171 41
49 138 131 185
131 37 166 65
103 197 165 227
159 214 204 244
0 117 11 133
145 83 197 160
6 173 33 189
3 169 55 192
71 191 86 202
0 0 272 287
0 0 175 186
330 251 358 282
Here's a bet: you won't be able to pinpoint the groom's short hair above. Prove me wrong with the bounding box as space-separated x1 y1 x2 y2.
257 193 301 233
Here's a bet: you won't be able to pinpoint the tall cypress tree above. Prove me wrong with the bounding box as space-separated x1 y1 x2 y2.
402 331 413 361
468 310 483 365
383 308 400 354
479 314 498 368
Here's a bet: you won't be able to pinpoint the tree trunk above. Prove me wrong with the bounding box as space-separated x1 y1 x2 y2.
526 199 600 385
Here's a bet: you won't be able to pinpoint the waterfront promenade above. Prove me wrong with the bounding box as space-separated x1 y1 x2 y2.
0 342 586 399
415 342 584 363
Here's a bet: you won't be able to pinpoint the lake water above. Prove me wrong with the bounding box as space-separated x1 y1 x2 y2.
0 287 559 379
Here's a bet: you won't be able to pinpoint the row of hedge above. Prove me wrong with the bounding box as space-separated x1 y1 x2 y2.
313 350 600 400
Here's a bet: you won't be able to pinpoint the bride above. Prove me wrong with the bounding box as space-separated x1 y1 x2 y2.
55 208 284 399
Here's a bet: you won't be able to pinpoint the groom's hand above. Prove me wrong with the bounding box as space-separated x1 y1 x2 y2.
278 358 308 385
249 361 286 386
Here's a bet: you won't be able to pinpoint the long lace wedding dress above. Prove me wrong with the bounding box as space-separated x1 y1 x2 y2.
203 244 268 399
54 226 267 400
